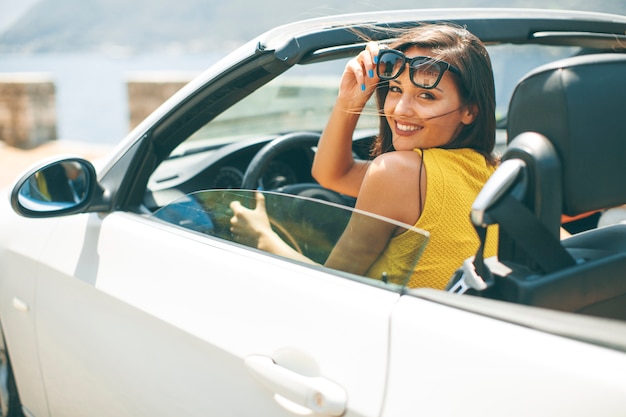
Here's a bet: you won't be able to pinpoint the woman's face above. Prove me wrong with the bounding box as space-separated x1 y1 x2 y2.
383 46 475 152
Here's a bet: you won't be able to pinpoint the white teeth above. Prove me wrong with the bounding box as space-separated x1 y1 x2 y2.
397 122 422 132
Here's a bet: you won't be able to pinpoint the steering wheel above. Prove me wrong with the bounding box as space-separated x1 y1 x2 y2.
241 131 352 206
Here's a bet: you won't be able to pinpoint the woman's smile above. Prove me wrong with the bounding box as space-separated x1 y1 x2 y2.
395 121 423 134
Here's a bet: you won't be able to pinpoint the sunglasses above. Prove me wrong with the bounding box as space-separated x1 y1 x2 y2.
376 49 461 89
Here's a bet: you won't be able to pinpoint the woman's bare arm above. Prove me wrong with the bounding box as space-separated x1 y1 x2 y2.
312 43 383 197
312 99 370 197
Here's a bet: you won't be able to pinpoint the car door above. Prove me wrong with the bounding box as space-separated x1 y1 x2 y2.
382 290 626 416
33 206 403 417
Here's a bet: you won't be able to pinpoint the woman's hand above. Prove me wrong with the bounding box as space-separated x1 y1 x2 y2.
229 192 274 249
230 192 316 264
338 42 384 104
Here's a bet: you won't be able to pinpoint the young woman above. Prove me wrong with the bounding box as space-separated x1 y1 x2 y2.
230 23 499 289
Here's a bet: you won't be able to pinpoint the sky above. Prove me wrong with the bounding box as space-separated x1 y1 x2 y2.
0 0 40 32
2 1 624 36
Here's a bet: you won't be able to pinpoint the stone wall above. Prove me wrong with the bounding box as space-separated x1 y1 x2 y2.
0 72 195 149
0 73 57 149
126 72 196 131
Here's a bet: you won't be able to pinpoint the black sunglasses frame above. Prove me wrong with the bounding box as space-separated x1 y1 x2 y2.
376 49 461 89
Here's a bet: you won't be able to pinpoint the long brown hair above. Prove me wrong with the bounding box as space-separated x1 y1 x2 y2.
371 23 497 165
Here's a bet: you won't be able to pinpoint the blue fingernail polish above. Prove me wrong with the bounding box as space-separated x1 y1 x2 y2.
368 69 374 78
361 84 366 91
374 55 378 64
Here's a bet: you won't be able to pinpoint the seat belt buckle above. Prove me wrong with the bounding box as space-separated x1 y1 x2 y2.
448 257 488 294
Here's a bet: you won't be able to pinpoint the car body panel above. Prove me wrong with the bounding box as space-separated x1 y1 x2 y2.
0 190 54 417
6 207 401 416
384 293 626 416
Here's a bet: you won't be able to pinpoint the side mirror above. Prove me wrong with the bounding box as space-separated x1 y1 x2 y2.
10 158 98 218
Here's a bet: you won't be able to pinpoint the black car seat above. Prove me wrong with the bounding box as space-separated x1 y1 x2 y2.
448 53 626 320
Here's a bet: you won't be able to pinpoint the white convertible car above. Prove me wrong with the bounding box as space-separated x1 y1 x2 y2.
1 8 626 417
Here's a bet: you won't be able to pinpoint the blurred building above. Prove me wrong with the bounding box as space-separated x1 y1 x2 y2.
0 73 57 148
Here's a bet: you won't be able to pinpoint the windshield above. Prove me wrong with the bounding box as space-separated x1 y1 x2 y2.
151 189 429 288
175 57 379 153
173 43 579 152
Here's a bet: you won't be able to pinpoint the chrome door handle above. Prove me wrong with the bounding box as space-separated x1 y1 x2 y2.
245 355 346 416
12 297 29 312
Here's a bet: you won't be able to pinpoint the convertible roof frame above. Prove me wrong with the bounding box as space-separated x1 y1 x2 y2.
255 8 626 64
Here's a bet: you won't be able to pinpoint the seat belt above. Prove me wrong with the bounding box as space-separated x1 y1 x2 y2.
448 194 576 294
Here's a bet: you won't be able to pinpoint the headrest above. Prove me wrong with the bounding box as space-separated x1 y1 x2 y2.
507 54 626 216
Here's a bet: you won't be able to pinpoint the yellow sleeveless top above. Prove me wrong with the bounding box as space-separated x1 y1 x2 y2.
366 148 498 289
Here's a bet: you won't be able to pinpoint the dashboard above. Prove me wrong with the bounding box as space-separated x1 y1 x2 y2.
145 131 374 210
206 148 308 190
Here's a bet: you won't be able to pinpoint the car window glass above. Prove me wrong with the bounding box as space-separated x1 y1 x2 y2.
150 189 429 289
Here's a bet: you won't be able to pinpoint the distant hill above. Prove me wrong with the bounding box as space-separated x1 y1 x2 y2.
1 0 624 54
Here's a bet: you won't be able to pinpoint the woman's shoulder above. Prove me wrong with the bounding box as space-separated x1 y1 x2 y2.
359 151 422 225
363 152 423 189
371 150 423 172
